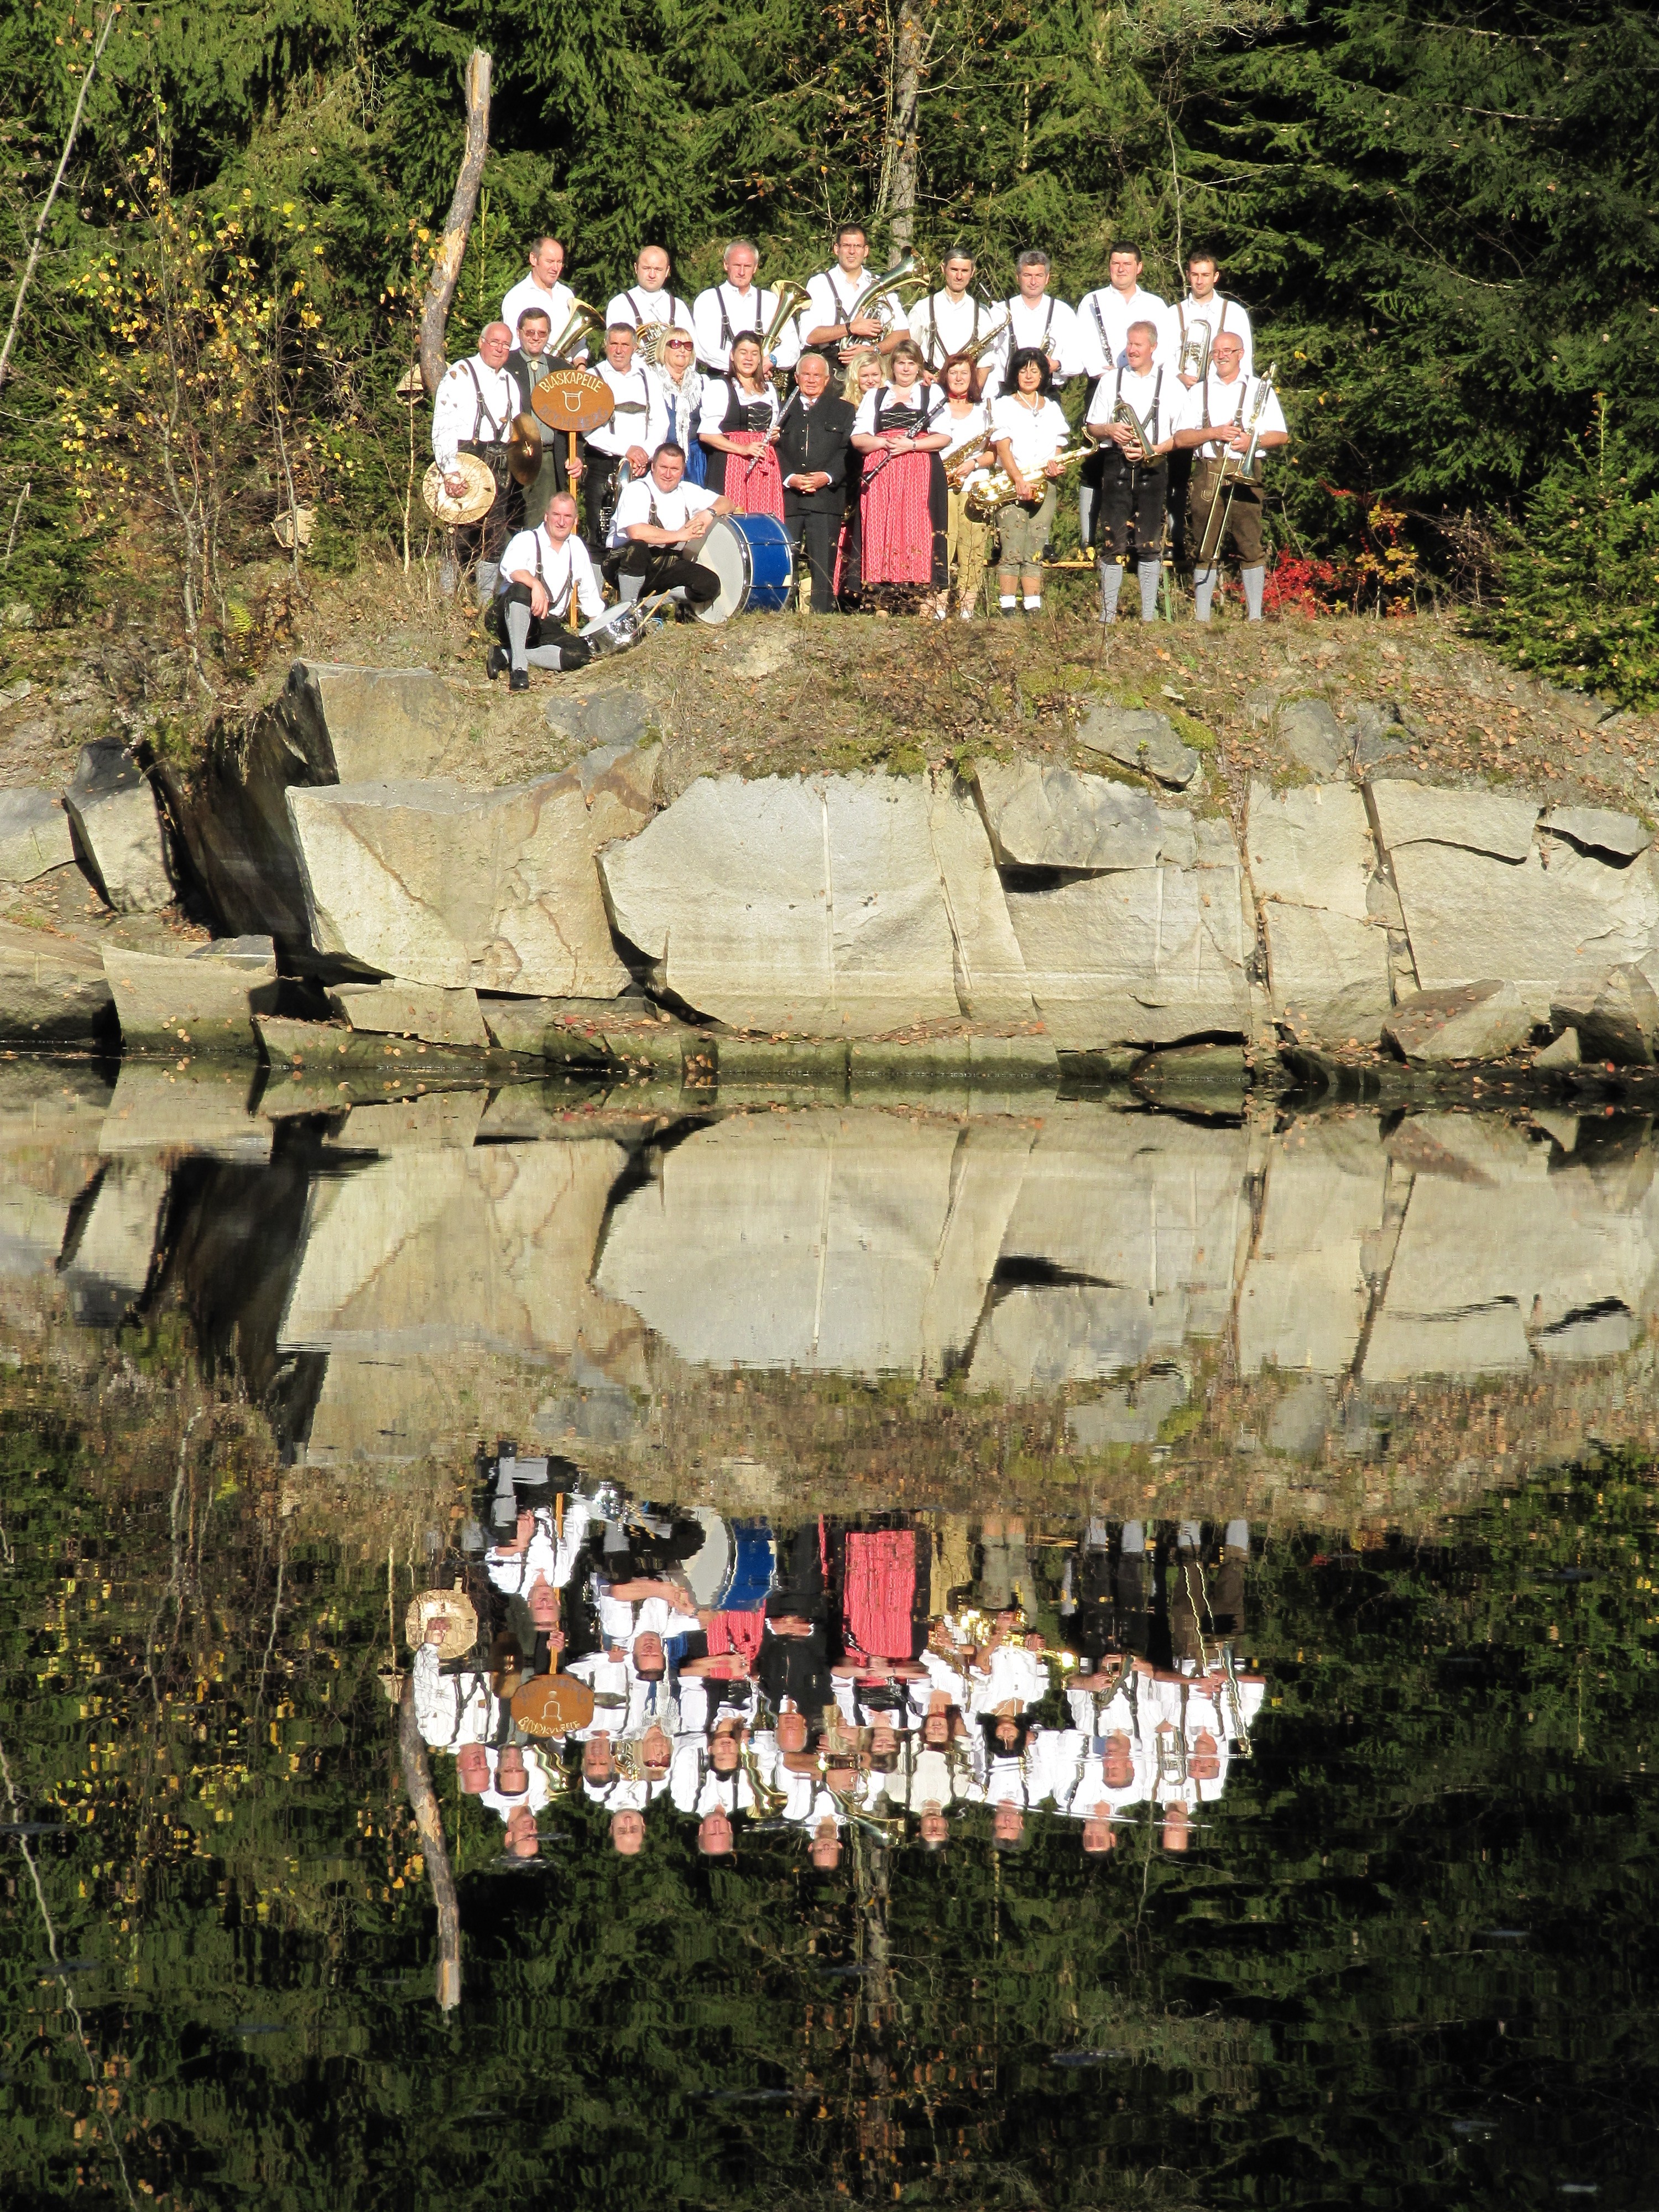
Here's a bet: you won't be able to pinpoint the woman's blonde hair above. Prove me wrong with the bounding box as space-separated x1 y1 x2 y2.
839 346 881 403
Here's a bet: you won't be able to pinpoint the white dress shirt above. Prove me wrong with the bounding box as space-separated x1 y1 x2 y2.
1047 1728 1152 1817
669 1739 758 1815
988 293 1083 384
988 393 1071 477
484 1496 594 1594
609 475 720 548
1076 284 1172 377
495 525 606 623
907 290 997 368
592 1585 701 1648
430 353 519 469
691 283 801 374
1173 369 1287 454
479 1744 555 1823
1085 362 1175 451
411 1642 499 1749
586 359 669 461
1170 292 1254 378
502 274 577 345
607 286 696 334
968 1641 1052 1719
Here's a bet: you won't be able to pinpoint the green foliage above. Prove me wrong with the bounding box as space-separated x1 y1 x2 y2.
1469 398 1659 708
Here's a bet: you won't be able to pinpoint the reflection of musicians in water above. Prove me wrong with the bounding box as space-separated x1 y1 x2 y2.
415 1480 1267 1867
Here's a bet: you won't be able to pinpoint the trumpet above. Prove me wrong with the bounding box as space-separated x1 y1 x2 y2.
759 279 813 366
840 252 930 340
963 436 1097 522
548 297 607 363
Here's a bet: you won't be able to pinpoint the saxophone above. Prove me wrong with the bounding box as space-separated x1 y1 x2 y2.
964 437 1096 521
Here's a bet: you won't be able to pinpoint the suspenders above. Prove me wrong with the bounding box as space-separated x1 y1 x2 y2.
462 359 509 442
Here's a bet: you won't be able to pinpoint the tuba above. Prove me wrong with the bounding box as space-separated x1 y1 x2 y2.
1176 314 1212 382
547 297 607 364
759 279 813 365
841 252 930 339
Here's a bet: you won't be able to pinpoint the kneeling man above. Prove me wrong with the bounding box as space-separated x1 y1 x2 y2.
489 490 605 691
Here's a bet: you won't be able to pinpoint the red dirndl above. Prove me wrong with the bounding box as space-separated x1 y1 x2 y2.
859 445 937 586
843 1528 919 1661
723 429 784 520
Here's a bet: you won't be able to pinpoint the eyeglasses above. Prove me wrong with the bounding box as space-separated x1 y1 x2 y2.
666 339 693 349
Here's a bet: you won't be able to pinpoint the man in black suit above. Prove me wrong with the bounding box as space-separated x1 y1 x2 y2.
776 349 855 613
504 305 580 526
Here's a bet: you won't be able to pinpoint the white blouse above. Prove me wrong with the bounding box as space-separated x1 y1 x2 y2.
989 392 1071 474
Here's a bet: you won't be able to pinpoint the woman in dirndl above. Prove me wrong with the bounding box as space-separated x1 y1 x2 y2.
848 337 950 608
696 332 783 518
834 348 886 603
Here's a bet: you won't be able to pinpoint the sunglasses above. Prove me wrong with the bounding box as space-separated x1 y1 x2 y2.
666 339 693 349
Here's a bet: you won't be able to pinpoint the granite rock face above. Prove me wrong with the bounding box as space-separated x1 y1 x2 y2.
0 919 115 1044
289 758 647 998
1245 780 1391 1045
169 660 465 944
1550 963 1659 1067
1381 980 1532 1065
327 980 491 1048
0 789 74 884
1262 904 1394 1047
600 774 965 1035
973 761 1166 871
1074 703 1199 790
1276 698 1348 779
63 743 174 914
103 935 278 1055
1369 779 1540 863
926 777 1036 1024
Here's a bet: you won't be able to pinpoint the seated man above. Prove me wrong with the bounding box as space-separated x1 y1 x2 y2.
489 491 604 691
609 442 733 612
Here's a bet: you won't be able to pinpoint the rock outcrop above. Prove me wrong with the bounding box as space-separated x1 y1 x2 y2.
63 742 173 915
0 919 115 1044
1381 980 1532 1066
103 935 278 1055
1550 963 1659 1067
0 790 74 885
1246 780 1392 1046
326 980 491 1048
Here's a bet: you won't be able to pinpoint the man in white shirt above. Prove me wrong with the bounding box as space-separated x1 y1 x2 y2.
988 250 1082 388
488 492 606 690
501 236 577 354
606 244 695 345
411 1620 501 1750
1085 319 1176 624
1172 332 1287 623
580 323 670 556
1075 244 1171 552
909 247 996 380
1171 251 1254 385
691 239 801 377
611 442 734 612
430 319 521 603
802 223 902 366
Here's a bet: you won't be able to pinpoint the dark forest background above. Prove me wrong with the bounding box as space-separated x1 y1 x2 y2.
2 0 1657 695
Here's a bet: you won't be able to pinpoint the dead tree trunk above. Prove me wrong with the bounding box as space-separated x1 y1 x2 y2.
398 1673 462 2011
888 0 923 254
419 48 493 398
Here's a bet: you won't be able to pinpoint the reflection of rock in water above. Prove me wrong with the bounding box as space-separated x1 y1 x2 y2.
278 1139 646 1464
1238 1118 1390 1379
969 1109 1249 1387
59 1160 170 1324
596 1110 1036 1377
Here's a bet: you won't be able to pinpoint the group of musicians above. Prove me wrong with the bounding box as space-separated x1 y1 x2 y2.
430 227 1288 687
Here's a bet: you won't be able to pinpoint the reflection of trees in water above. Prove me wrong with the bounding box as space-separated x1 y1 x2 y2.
2 1334 1658 2205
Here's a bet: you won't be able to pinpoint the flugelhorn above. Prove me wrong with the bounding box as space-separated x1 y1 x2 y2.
548 297 607 363
1110 397 1154 466
842 252 930 338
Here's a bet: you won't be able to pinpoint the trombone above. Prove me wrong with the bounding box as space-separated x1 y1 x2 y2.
1196 358 1277 569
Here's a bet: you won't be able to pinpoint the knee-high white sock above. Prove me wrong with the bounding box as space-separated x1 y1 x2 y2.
1098 562 1125 621
523 643 567 670
1242 563 1265 620
1137 559 1161 622
504 599 532 670
1193 566 1218 622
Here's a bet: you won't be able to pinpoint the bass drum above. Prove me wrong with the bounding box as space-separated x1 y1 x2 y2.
682 1509 776 1611
695 512 794 624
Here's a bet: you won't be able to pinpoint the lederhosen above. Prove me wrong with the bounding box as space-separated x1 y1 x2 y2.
581 367 654 554
492 526 593 667
1096 363 1168 564
1190 377 1265 568
613 486 721 608
458 361 523 560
